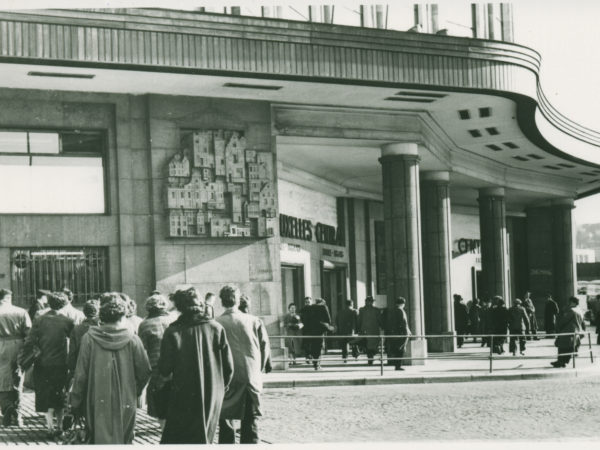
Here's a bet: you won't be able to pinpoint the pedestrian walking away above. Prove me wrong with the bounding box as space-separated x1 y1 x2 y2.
301 297 332 370
480 298 493 347
157 288 233 444
358 296 382 365
490 296 509 354
137 293 175 430
69 292 151 444
336 300 359 362
299 297 313 364
551 296 585 368
522 292 539 340
0 289 31 427
216 285 270 444
453 294 469 348
385 297 411 370
468 298 481 343
508 299 530 355
24 291 74 438
67 300 100 378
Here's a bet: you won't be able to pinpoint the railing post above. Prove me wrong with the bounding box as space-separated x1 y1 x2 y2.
572 332 576 369
588 332 594 364
489 335 493 373
380 334 384 376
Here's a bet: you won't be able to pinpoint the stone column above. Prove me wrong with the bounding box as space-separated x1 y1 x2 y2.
380 143 426 364
552 198 576 309
421 171 455 352
478 187 509 302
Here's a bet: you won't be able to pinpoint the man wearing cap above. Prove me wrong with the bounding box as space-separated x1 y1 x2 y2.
551 296 585 368
508 299 530 356
0 289 31 426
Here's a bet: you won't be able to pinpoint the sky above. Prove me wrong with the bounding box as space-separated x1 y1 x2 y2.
4 0 600 223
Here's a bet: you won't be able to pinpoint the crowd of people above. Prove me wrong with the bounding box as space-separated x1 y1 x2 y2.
0 285 270 444
453 292 589 367
283 295 411 371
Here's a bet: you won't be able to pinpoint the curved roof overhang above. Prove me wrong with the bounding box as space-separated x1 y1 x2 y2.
0 7 599 200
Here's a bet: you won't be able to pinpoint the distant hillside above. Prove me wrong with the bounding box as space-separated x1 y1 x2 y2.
577 223 600 249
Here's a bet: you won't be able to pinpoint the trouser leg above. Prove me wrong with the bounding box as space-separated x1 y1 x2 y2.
340 339 348 360
239 395 259 444
218 418 236 444
509 336 517 353
519 336 526 352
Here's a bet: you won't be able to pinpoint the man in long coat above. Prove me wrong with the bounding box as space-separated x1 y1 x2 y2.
70 294 151 444
453 294 469 348
216 285 270 444
490 296 509 354
358 296 382 365
336 300 359 362
0 289 31 426
544 294 560 337
385 297 411 370
302 298 332 370
551 296 585 368
479 298 493 347
508 299 530 355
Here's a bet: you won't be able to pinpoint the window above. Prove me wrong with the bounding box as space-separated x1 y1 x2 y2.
0 130 106 213
11 247 109 307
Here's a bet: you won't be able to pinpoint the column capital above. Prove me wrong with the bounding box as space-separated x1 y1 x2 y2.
478 187 505 198
421 171 450 183
380 142 418 157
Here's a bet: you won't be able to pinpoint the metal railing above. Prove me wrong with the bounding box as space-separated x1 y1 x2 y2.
271 331 597 375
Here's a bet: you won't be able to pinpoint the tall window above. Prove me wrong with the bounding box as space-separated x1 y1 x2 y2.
0 130 106 213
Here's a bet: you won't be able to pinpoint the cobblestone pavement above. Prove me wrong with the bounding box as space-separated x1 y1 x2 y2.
260 375 600 443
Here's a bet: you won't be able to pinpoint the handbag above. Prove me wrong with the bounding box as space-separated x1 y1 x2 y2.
61 414 90 445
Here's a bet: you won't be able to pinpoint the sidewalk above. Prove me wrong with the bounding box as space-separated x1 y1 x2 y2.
265 334 600 388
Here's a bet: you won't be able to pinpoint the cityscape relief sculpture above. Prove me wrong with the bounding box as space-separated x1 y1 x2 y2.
166 130 276 238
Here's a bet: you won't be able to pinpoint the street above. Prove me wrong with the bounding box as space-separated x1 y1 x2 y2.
260 376 600 442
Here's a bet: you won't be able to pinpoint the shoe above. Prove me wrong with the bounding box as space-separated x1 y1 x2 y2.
512 352 516 356
313 363 321 371
395 367 405 371
343 359 348 363
550 361 560 368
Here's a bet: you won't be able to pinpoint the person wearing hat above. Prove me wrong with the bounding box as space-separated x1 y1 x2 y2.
158 287 233 444
358 296 382 365
385 297 411 371
551 296 585 368
508 299 530 356
137 293 175 428
490 296 509 354
0 289 31 427
70 292 151 444
67 299 100 377
25 291 75 438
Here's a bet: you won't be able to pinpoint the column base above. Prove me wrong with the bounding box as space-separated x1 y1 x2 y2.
427 331 456 353
404 339 428 366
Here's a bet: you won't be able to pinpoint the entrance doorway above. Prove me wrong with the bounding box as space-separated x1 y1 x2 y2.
281 264 305 312
321 264 347 321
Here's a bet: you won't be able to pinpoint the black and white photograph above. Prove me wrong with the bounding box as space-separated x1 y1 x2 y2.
0 0 599 446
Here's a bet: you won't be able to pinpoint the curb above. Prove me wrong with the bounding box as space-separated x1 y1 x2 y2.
264 366 599 389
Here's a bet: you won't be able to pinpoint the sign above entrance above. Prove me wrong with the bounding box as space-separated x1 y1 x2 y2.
457 238 481 254
279 214 343 247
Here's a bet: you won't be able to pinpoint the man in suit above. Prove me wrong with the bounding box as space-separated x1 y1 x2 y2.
216 285 270 444
336 300 359 362
508 299 530 356
301 298 332 371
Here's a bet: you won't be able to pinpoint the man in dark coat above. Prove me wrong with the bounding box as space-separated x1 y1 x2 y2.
336 300 359 362
156 288 233 444
508 299 530 356
479 298 493 347
453 294 469 349
299 297 313 364
217 286 270 443
544 294 560 338
523 291 538 340
302 298 332 370
490 296 509 354
551 296 585 368
385 297 411 370
358 297 382 365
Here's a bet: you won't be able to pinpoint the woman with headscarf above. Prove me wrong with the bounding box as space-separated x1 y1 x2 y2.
137 293 175 429
158 287 234 444
69 293 151 444
25 292 74 438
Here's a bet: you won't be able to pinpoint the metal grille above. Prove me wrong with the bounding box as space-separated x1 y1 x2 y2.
10 247 108 307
